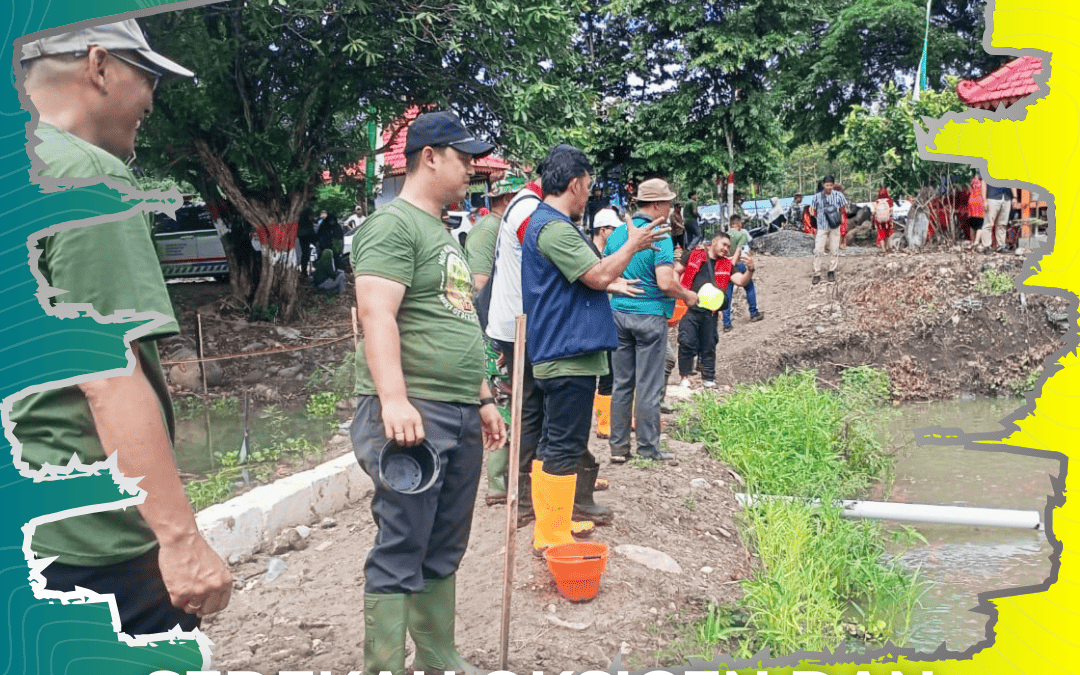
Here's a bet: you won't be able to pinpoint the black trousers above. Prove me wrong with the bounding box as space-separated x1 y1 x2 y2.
678 309 718 380
535 375 596 476
351 395 483 594
40 546 200 636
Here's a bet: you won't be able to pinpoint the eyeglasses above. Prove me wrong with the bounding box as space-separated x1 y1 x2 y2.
108 51 162 91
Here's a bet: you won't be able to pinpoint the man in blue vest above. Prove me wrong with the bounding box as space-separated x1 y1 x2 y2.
521 144 668 555
605 178 699 463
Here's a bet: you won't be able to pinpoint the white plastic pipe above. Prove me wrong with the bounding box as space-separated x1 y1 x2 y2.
735 493 1043 531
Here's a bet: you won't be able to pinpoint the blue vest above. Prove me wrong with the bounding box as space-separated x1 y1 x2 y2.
522 203 619 364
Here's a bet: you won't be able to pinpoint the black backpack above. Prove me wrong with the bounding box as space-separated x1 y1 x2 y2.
821 198 843 230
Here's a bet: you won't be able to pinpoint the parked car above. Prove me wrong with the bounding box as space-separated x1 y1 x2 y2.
153 204 229 281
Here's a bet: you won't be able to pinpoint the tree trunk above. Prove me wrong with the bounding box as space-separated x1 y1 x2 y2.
251 221 301 320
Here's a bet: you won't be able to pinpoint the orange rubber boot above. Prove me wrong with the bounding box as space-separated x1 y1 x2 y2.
594 394 611 439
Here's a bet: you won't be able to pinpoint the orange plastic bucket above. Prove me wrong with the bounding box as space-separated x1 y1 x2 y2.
668 299 688 326
543 541 610 602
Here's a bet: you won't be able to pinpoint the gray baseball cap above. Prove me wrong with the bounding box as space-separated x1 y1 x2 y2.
21 18 194 79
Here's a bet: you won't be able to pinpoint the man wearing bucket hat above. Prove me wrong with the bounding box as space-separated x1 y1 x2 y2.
350 109 507 675
604 178 699 464
522 144 669 556
466 173 522 291
14 19 232 635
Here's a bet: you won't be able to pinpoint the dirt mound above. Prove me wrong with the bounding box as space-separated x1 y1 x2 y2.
204 437 751 672
712 247 1068 400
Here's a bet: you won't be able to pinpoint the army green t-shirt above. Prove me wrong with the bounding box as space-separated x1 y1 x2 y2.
531 219 610 380
351 199 485 403
728 228 749 251
10 124 179 567
464 212 500 276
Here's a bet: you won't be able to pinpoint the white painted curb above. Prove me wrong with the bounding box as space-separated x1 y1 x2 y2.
196 451 374 560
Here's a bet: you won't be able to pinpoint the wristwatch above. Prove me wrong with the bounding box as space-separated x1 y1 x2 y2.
479 397 497 408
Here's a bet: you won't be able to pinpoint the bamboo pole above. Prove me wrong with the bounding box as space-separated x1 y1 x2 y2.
499 314 527 670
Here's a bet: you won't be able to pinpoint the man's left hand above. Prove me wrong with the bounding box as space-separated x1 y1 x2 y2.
607 277 643 297
480 404 507 450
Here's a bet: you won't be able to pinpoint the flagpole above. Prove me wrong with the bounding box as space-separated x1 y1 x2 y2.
913 0 931 102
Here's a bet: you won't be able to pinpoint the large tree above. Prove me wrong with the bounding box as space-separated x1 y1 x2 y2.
139 0 587 319
574 0 1007 201
837 77 968 198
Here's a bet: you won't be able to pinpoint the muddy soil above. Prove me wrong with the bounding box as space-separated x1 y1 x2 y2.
204 436 751 672
167 242 1070 670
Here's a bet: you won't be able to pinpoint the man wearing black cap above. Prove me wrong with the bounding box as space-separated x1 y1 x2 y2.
349 109 506 675
14 19 231 635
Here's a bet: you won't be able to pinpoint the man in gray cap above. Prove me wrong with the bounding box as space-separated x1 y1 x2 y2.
350 109 506 675
14 19 230 636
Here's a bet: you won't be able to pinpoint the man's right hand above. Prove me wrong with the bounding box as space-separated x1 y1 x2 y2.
685 290 700 307
382 398 426 446
159 534 232 618
626 215 671 252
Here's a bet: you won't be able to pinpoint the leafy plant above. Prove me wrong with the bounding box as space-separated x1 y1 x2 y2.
306 392 340 418
978 268 1015 296
172 396 203 420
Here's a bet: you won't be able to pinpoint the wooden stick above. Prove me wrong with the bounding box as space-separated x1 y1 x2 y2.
499 314 527 671
197 313 209 396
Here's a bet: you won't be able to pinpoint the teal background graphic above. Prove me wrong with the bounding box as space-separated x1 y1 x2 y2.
1 1 204 673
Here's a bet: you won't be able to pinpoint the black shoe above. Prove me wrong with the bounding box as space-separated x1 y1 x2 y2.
750 312 764 322
516 472 535 528
812 275 821 285
723 325 733 333
827 270 836 282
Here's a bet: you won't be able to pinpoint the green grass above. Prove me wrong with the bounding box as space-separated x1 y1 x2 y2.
668 367 924 658
628 456 663 469
977 268 1015 295
673 368 892 498
1007 368 1042 396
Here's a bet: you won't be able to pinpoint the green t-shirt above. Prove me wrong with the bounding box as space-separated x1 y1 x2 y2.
464 212 500 276
10 124 179 567
728 228 749 251
684 199 699 226
351 199 485 403
531 219 609 380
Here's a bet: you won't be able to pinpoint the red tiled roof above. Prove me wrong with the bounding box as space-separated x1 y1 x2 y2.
957 56 1044 107
323 106 508 182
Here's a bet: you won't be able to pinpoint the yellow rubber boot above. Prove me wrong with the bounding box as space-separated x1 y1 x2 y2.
531 460 578 556
594 394 611 439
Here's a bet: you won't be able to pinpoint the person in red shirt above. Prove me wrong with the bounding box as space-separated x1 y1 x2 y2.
673 234 755 387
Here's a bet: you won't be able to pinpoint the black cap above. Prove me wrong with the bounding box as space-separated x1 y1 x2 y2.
404 110 495 158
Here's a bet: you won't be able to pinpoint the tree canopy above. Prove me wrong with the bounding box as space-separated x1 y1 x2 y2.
138 0 588 317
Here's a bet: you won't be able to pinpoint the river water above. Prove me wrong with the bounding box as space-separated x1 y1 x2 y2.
884 397 1059 654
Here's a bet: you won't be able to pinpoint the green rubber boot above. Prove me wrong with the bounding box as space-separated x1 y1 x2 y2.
364 593 407 675
408 575 484 675
484 445 509 505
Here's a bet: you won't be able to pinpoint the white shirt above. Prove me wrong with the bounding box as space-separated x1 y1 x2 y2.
486 186 542 342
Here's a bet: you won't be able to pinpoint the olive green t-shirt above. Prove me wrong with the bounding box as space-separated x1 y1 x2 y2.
728 228 749 251
464 212 500 275
532 219 610 380
351 199 485 403
10 124 179 567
